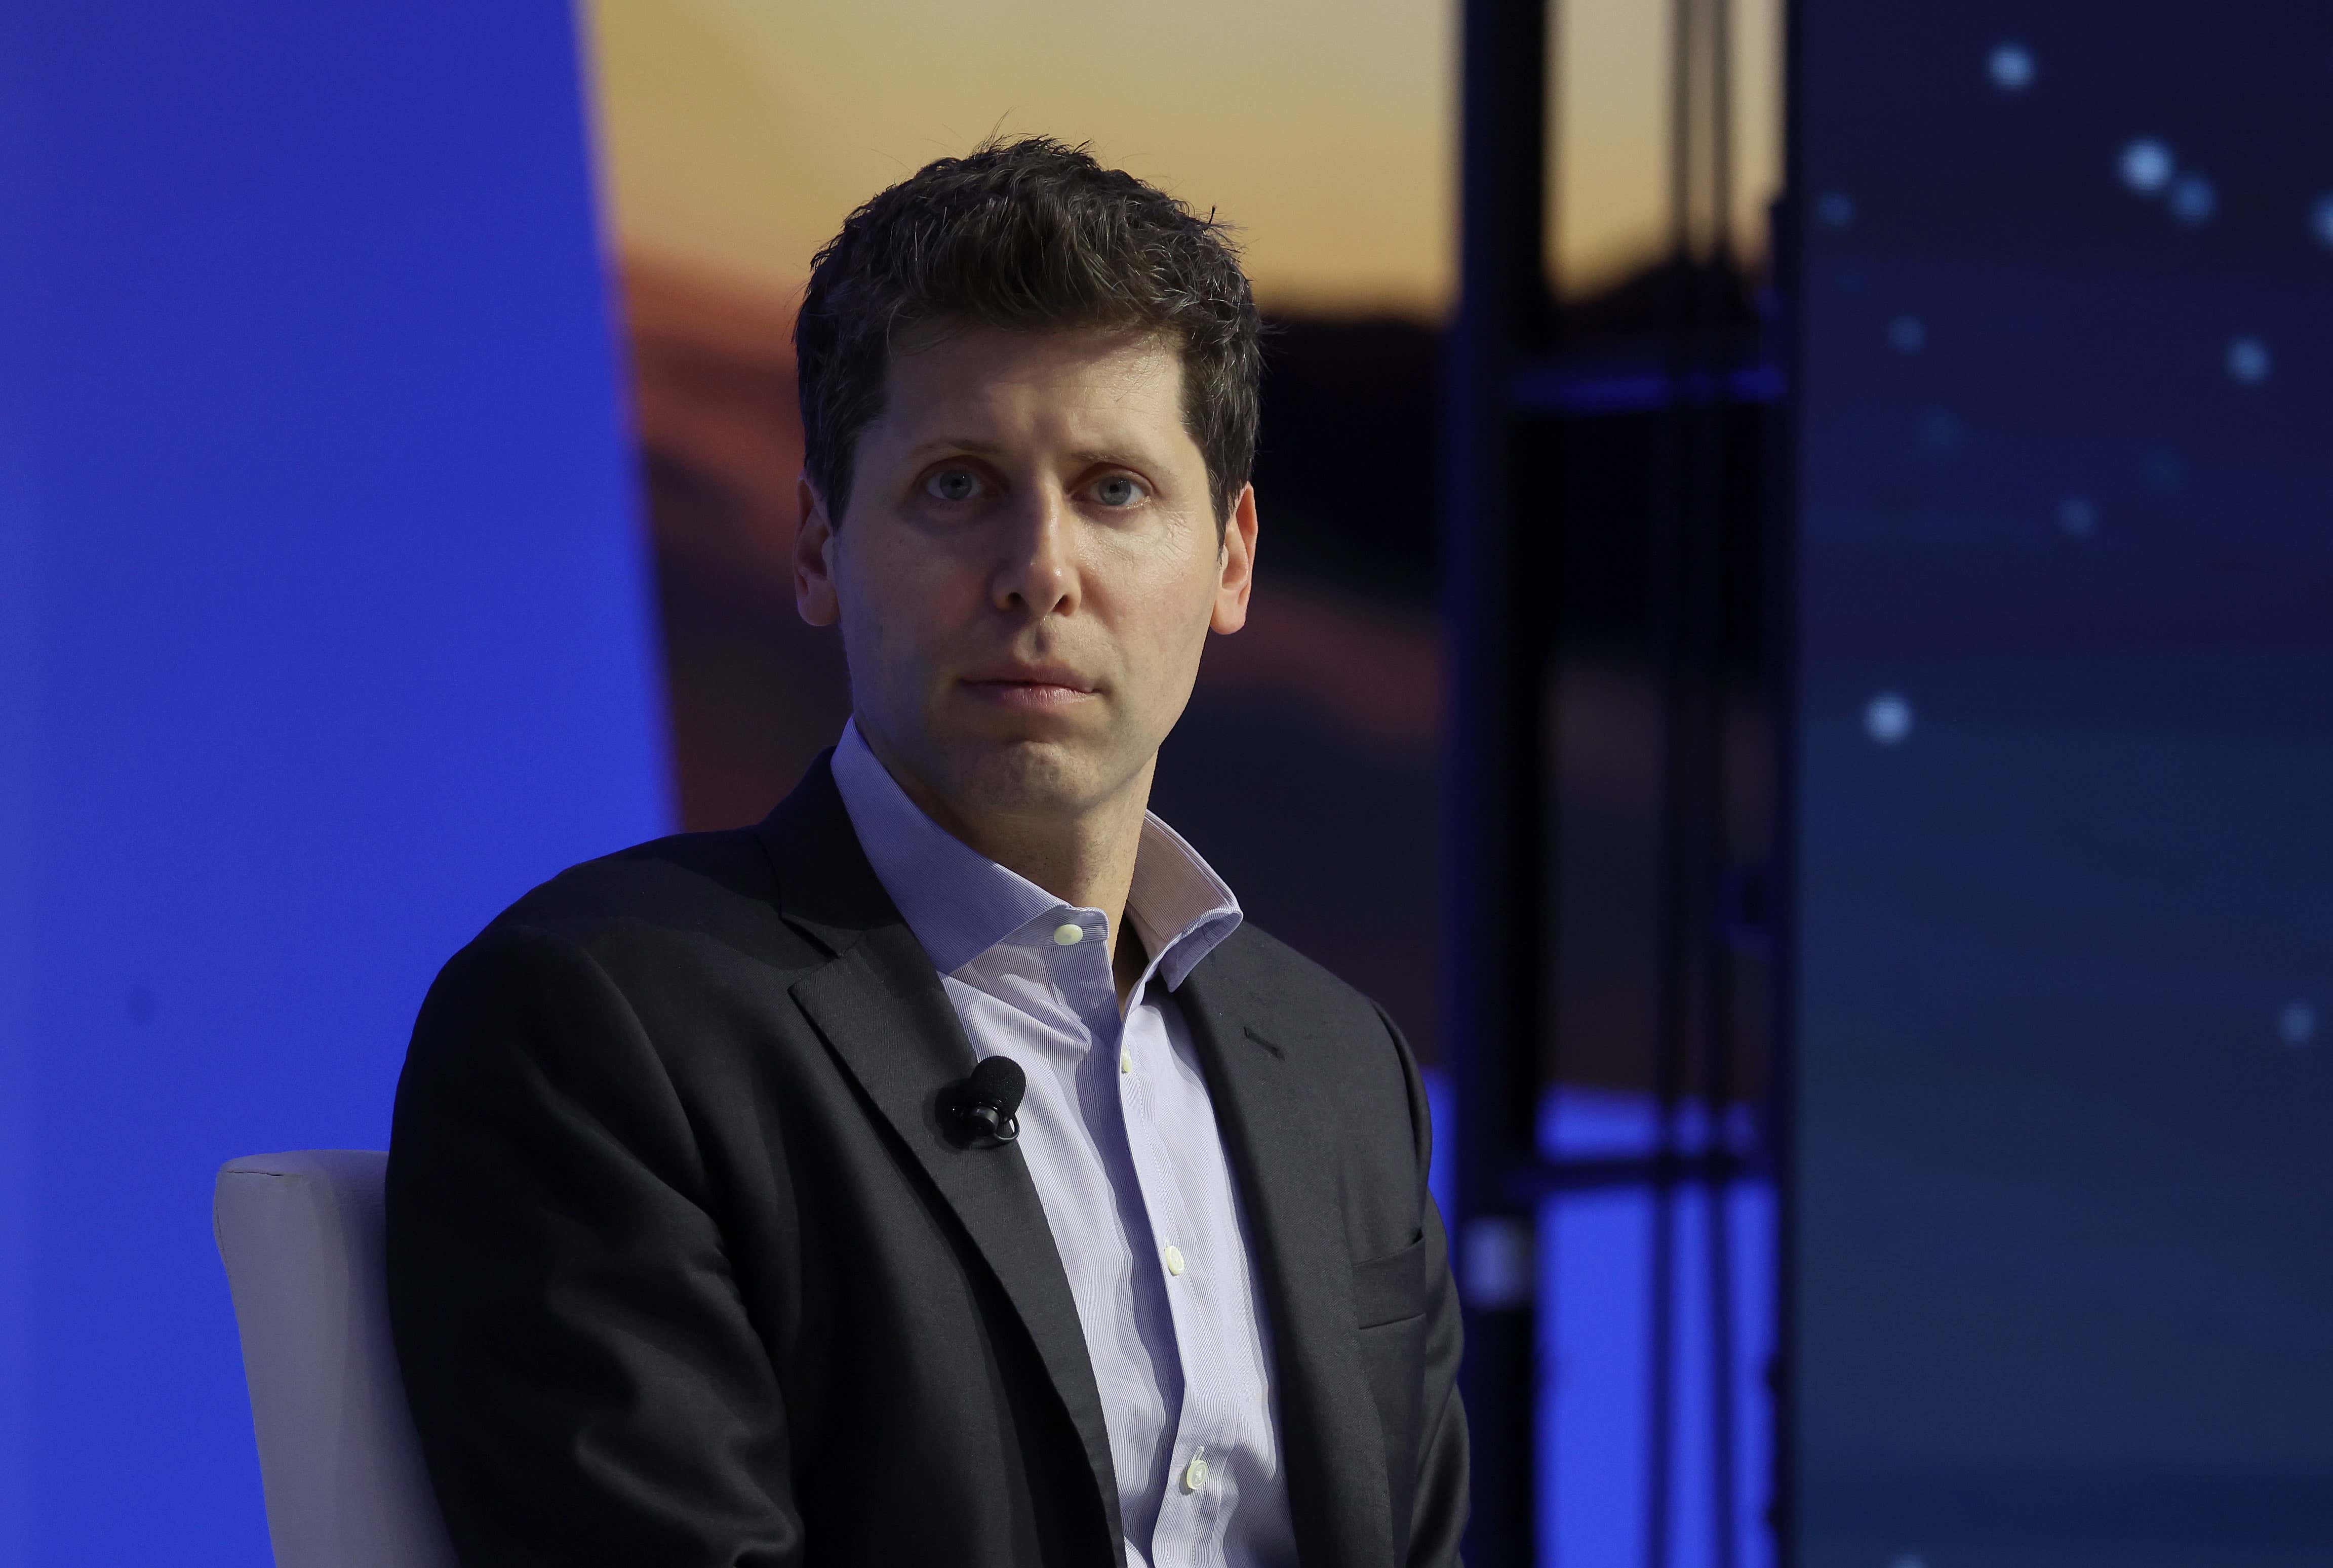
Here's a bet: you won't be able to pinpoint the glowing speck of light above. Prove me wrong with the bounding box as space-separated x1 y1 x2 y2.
2059 498 2095 535
2310 194 2333 249
1988 44 2035 91
1865 693 1914 745
1887 315 1927 353
2168 174 2217 224
2279 1001 2316 1048
1816 191 1855 229
2119 139 2173 194
2227 336 2271 385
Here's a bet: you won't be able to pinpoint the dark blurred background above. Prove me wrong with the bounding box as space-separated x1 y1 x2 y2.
1788 7 2333 1565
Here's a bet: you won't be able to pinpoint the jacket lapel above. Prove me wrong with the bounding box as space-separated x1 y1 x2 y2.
1176 955 1395 1568
756 757 1125 1558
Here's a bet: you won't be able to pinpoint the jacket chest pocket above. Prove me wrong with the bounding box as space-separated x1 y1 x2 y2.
1351 1232 1427 1329
1352 1231 1430 1531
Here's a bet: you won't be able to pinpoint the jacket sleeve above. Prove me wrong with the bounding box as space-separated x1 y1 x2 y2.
1376 1003 1471 1566
385 922 800 1567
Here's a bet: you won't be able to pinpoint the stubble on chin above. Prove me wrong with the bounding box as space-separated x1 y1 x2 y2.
942 734 1114 820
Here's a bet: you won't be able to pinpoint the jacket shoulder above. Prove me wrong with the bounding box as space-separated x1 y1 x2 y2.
481 824 819 973
1197 921 1435 1192
1203 921 1402 1047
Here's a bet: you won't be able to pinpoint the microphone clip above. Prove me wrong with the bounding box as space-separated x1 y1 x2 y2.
943 1055 1026 1150
955 1100 1020 1148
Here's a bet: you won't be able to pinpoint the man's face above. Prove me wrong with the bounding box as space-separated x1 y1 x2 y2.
793 324 1257 828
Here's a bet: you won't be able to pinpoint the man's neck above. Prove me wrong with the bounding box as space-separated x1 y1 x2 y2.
859 725 1156 1004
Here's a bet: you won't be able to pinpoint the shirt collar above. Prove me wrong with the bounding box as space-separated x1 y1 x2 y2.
829 717 1242 989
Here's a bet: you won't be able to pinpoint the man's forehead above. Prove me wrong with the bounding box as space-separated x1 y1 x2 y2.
886 325 1176 401
873 324 1193 450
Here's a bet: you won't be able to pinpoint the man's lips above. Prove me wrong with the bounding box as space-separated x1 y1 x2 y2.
961 663 1095 690
959 668 1099 706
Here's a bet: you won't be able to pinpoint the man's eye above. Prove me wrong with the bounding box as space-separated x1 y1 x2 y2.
924 468 981 502
1095 475 1143 507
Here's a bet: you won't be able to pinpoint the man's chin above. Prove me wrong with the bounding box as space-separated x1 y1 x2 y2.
940 734 1128 819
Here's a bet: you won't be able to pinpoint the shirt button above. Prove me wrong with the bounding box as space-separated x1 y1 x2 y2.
1120 1048 1132 1074
1182 1452 1209 1493
1163 1244 1185 1276
1052 922 1084 947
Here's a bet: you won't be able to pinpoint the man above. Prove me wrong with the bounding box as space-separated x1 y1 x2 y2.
387 136 1466 1568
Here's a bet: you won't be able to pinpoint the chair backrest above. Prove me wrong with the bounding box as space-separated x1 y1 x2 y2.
214 1150 456 1568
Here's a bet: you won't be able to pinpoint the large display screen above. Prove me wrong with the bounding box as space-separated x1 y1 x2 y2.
1790 6 2333 1564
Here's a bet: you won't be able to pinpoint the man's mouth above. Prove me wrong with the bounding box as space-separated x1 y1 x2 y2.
960 665 1099 707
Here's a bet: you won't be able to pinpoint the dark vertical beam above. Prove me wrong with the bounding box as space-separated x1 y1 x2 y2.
1442 0 1548 1563
1644 2 1699 1560
1768 0 1809 1561
1702 2 1744 1562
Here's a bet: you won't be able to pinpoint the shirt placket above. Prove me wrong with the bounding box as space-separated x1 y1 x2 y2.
1047 912 1238 1567
1113 979 1233 1567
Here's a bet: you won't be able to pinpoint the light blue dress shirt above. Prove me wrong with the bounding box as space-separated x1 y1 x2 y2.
832 720 1298 1568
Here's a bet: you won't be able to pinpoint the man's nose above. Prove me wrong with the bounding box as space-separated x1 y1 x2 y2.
990 485 1078 618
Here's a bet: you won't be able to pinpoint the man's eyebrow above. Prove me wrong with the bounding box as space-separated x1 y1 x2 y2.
900 439 1168 472
1065 447 1163 471
903 437 1006 459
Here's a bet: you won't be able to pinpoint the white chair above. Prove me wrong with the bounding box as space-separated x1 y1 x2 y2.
214 1150 457 1568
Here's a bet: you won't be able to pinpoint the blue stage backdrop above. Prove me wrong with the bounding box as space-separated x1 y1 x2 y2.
1790 5 2333 1565
0 4 669 1561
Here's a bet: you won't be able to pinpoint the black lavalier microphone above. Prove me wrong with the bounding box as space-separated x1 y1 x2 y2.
945 1055 1026 1148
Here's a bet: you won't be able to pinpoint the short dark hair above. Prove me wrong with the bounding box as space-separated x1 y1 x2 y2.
794 136 1262 529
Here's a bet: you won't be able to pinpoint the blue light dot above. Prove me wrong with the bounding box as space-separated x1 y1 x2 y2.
2310 194 2333 249
2168 174 2217 225
2278 1001 2316 1048
2059 498 2095 536
1865 693 1914 745
1988 43 2035 91
2119 139 2173 194
1816 191 1856 229
2227 336 2271 385
1887 315 1926 353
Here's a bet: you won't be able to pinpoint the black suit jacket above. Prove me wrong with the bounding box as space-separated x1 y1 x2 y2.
386 755 1468 1566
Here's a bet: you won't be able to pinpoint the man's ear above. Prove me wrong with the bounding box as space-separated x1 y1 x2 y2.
1210 482 1259 635
794 475 841 628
